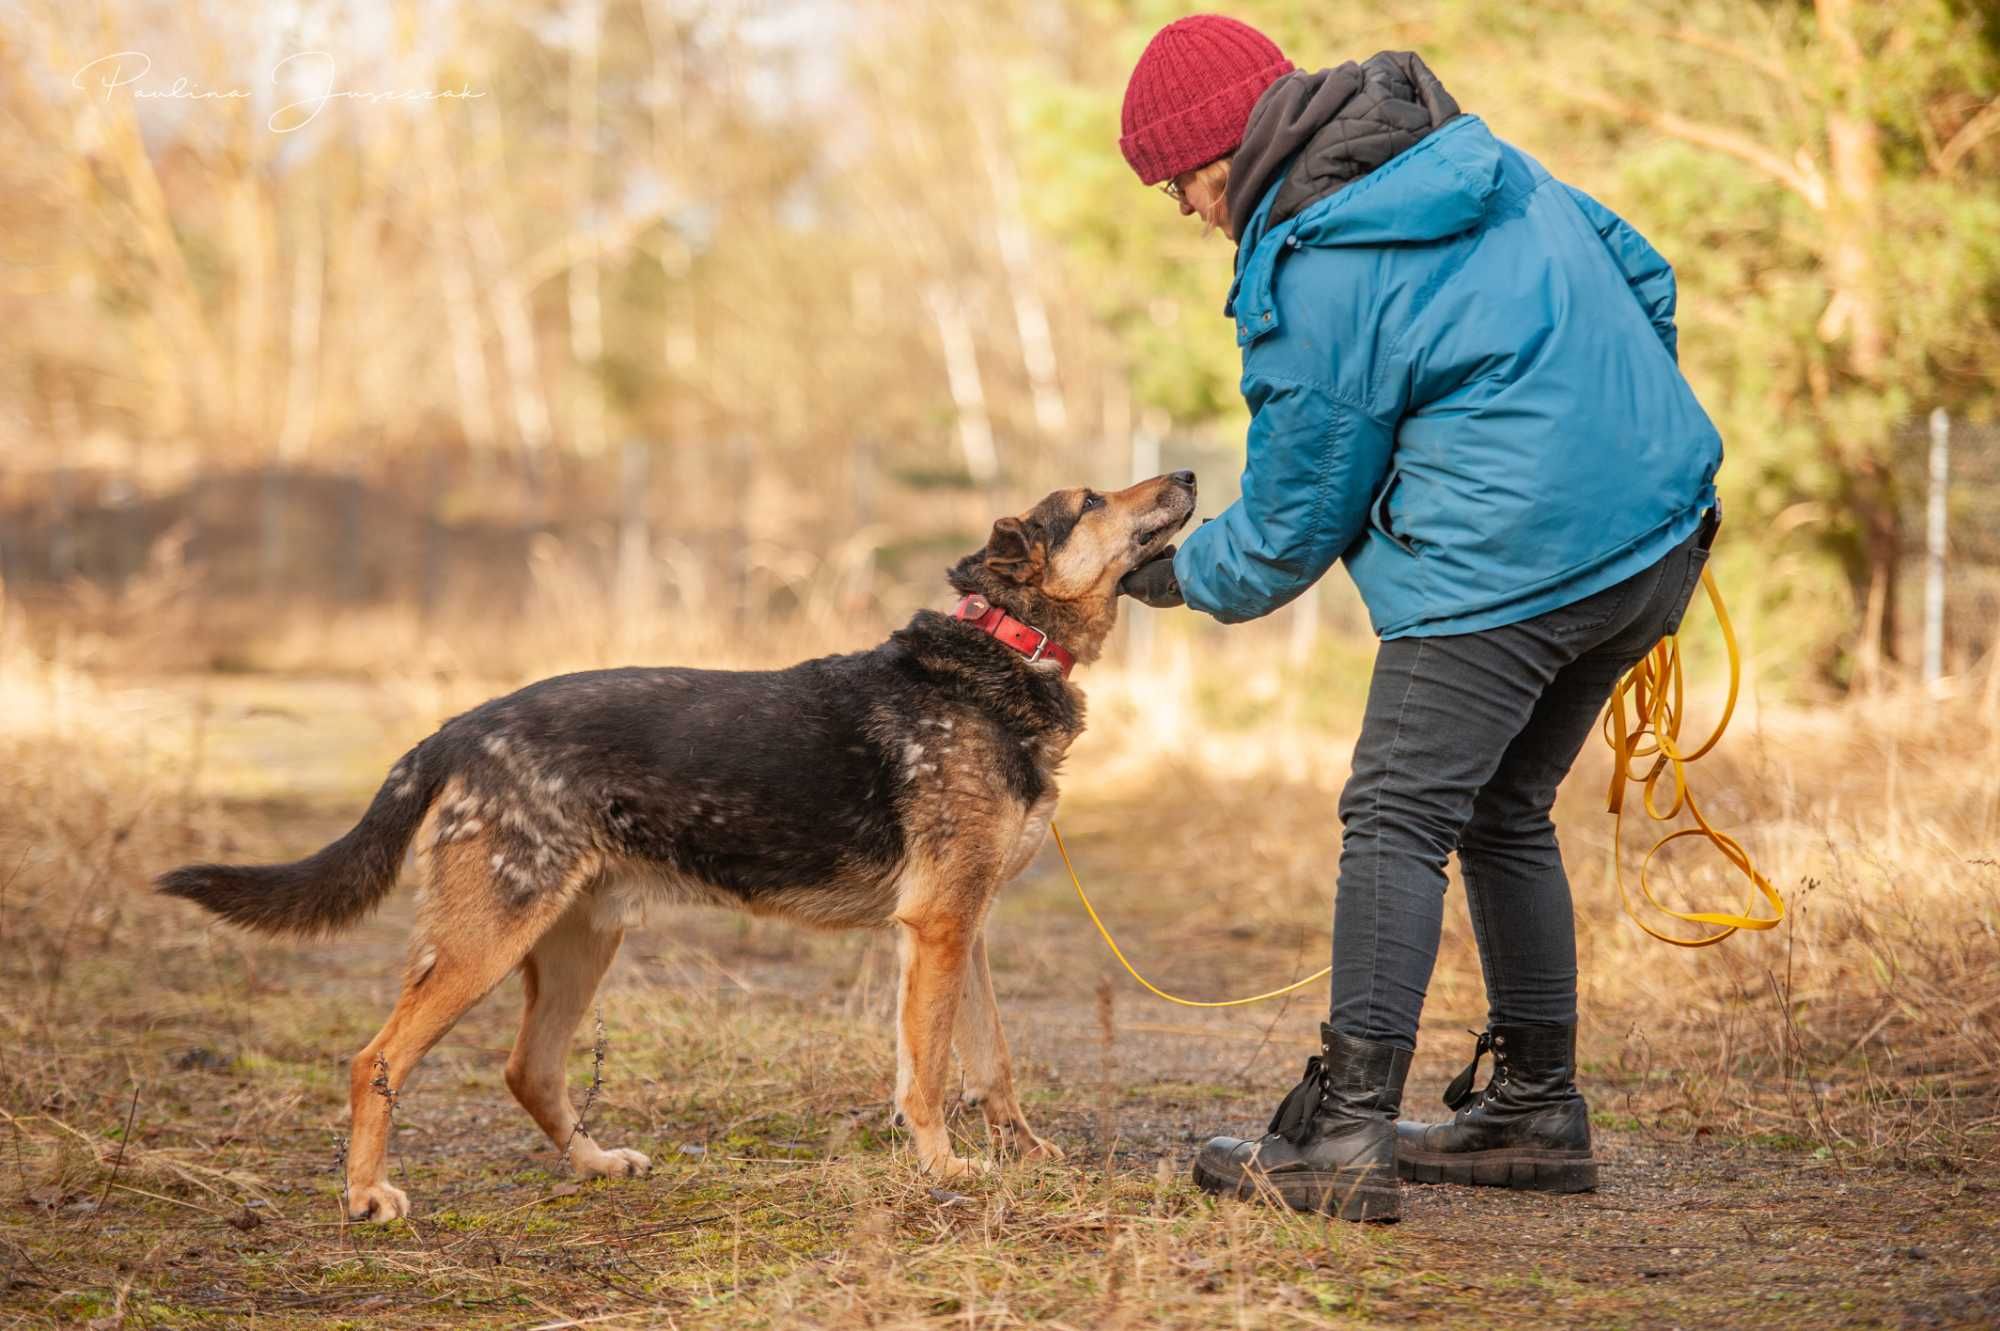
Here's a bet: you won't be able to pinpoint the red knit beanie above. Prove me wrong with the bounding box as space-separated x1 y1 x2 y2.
1119 14 1294 185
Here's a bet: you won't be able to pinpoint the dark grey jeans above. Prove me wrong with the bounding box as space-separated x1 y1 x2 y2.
1329 515 1715 1049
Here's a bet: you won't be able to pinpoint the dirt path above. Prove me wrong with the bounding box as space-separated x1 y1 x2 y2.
4 673 1994 1328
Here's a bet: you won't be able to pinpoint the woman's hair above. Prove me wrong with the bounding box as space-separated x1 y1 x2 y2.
1189 157 1232 238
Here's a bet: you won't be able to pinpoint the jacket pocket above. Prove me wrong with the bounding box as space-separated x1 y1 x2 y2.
1369 469 1420 556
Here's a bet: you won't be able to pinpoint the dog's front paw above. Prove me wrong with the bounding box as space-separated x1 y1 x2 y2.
345 1181 411 1223
987 1116 1062 1161
924 1152 993 1181
574 1144 652 1179
1017 1133 1063 1162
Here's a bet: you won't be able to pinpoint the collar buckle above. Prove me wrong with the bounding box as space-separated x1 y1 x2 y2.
950 594 1074 678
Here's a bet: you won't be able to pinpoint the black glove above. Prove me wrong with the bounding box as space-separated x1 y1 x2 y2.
1120 544 1183 608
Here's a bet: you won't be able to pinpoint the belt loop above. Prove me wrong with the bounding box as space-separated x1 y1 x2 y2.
1698 501 1722 550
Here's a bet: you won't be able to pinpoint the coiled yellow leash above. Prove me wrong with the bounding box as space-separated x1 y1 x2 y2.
1602 566 1783 946
1058 563 1779 1005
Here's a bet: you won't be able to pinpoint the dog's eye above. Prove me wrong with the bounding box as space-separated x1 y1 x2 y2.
1081 492 1105 513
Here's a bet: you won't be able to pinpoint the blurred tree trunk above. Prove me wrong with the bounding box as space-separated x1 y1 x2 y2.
1818 0 1895 682
640 0 705 524
972 99 1069 438
275 205 323 462
467 81 554 481
229 172 276 441
317 140 394 446
418 112 500 456
566 0 607 458
923 280 999 483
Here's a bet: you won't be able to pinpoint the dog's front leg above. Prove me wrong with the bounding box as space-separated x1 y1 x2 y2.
891 905 986 1179
954 928 1060 1161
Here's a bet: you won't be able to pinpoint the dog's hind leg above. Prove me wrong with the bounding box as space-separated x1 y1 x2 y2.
504 895 650 1180
953 928 1060 1161
343 837 593 1223
892 884 984 1179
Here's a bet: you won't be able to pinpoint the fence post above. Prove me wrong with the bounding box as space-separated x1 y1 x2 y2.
1924 407 1949 686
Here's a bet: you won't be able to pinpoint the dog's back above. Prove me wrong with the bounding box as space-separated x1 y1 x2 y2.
160 618 1079 936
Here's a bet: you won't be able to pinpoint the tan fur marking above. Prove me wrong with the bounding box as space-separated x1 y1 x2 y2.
1044 473 1188 606
980 474 1193 666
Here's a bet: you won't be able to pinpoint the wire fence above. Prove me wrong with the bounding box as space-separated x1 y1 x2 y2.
1900 411 2000 680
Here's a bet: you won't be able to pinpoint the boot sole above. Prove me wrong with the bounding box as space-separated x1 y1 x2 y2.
1396 1144 1597 1193
1191 1158 1400 1222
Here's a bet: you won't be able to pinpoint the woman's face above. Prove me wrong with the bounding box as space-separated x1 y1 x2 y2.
1167 166 1233 240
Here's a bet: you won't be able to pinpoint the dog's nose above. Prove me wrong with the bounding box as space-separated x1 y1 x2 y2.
1170 470 1196 486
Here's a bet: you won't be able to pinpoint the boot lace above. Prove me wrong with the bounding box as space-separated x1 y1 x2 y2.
1265 1054 1327 1147
1441 1029 1511 1112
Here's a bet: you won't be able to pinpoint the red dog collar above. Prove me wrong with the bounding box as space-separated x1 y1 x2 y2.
952 595 1075 678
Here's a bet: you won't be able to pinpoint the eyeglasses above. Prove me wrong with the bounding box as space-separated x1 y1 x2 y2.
1158 178 1186 203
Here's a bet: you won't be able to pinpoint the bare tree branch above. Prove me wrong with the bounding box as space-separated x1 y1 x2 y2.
1562 85 1829 211
1815 0 1867 70
1538 1 1799 88
1936 97 2000 177
1655 23 1795 84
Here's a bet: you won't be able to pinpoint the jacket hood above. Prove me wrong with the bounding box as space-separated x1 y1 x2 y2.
1225 52 1462 241
1226 114 1504 346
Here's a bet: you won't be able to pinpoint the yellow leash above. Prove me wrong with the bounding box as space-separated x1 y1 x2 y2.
1602 565 1783 946
1051 823 1331 1007
1059 564 1779 1005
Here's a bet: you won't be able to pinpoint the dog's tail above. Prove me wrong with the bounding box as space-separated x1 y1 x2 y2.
156 739 446 936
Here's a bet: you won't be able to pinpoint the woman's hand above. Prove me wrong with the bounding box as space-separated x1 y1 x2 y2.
1120 545 1184 608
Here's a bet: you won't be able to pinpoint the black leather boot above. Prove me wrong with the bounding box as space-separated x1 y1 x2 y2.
1395 1023 1597 1192
1191 1026 1409 1222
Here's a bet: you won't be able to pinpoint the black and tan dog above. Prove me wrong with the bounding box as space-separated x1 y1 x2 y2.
159 472 1196 1221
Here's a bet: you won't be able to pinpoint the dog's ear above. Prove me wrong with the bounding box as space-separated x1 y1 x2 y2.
984 516 1045 583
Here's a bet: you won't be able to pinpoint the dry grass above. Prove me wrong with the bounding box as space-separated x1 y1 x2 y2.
1 600 1996 1328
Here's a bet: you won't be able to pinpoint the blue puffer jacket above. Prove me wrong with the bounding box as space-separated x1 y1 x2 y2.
1173 111 1722 636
